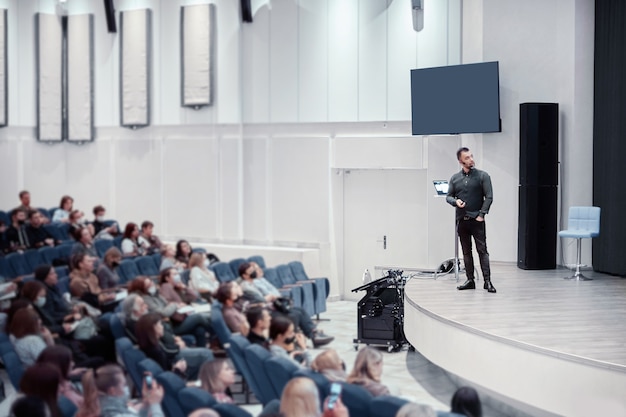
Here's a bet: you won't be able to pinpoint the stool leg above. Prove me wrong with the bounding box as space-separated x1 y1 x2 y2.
565 238 592 281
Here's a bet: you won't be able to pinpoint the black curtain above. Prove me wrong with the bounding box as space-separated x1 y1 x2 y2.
593 0 626 275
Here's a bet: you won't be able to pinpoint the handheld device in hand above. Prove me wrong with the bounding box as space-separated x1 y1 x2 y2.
327 382 342 410
144 373 153 389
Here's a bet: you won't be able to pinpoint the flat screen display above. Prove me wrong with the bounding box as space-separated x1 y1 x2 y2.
411 61 501 135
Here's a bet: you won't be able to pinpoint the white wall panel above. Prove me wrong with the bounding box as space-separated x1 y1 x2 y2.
387 0 417 121
63 141 112 213
298 0 328 122
417 0 457 68
163 138 218 238
358 1 387 121
271 137 330 243
242 7 270 123
114 139 162 227
0 9 7 127
67 14 94 142
36 13 63 141
22 141 66 204
269 0 298 122
328 0 358 121
333 137 423 169
243 137 269 241
0 138 19 201
215 0 242 124
219 137 243 241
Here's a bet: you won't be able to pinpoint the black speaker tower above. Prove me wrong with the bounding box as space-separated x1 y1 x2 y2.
518 103 558 270
104 0 116 33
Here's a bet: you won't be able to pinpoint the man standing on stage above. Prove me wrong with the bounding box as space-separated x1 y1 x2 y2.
446 147 496 293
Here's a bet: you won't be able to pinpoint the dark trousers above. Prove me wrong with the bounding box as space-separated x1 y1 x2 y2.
457 218 491 281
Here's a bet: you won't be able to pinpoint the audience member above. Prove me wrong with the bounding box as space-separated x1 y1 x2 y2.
311 349 347 382
120 294 214 380
9 307 54 366
280 377 349 417
4 208 29 252
127 276 212 347
175 239 193 265
91 205 119 238
19 362 62 417
269 314 311 367
347 346 389 397
0 219 12 254
24 210 57 249
69 252 117 310
396 403 437 417
159 267 199 304
68 209 94 237
215 282 249 336
138 220 163 254
121 222 148 257
14 190 38 217
96 247 122 290
34 265 73 326
76 363 164 417
450 386 482 417
71 226 98 259
245 306 271 348
135 313 189 379
52 195 73 223
159 244 186 272
9 395 51 417
238 261 333 348
189 252 219 300
36 345 86 408
198 358 236 404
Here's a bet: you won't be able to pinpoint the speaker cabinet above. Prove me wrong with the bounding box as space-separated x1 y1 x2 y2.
520 103 559 186
518 103 558 270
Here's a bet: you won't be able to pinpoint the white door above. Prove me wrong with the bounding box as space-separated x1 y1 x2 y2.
342 169 428 300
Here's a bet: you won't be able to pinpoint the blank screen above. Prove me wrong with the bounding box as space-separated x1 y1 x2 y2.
411 61 501 135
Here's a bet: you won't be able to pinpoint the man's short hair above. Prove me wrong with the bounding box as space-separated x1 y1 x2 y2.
19 190 29 199
93 205 105 215
28 209 40 219
11 208 26 218
456 147 470 161
141 220 154 230
246 306 267 328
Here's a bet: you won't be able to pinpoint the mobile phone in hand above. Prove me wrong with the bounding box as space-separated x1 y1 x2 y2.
327 382 342 410
144 373 153 389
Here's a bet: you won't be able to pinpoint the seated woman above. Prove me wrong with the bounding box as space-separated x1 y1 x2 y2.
127 276 212 347
198 358 236 404
175 239 193 265
19 362 63 417
311 349 347 382
9 307 55 366
451 386 483 417
159 267 199 305
280 377 349 417
159 244 186 272
70 226 98 259
188 252 219 300
120 222 148 257
96 247 123 290
37 345 86 408
136 313 189 379
269 315 311 368
52 195 73 224
215 282 249 336
69 252 117 311
346 346 389 397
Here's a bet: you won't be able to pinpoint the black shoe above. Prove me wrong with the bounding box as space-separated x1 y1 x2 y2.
312 331 334 348
457 279 475 290
484 280 496 293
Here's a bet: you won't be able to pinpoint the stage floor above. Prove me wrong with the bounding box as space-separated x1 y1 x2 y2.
404 262 626 369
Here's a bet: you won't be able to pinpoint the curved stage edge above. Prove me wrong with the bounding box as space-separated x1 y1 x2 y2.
403 264 626 417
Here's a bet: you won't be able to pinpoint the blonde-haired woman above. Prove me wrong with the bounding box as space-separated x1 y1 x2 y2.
280 377 349 417
311 349 347 382
189 252 219 300
198 358 236 404
346 346 389 397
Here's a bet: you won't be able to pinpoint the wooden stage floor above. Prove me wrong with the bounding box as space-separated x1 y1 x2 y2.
404 262 626 370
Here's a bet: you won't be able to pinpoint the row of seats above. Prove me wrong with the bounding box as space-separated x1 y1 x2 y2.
209 302 459 417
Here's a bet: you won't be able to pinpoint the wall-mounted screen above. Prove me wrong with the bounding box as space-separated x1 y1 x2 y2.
411 61 501 135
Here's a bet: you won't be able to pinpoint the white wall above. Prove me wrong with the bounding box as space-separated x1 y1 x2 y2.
0 0 595 296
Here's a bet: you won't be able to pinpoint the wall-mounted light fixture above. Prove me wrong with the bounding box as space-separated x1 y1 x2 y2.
411 0 424 32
